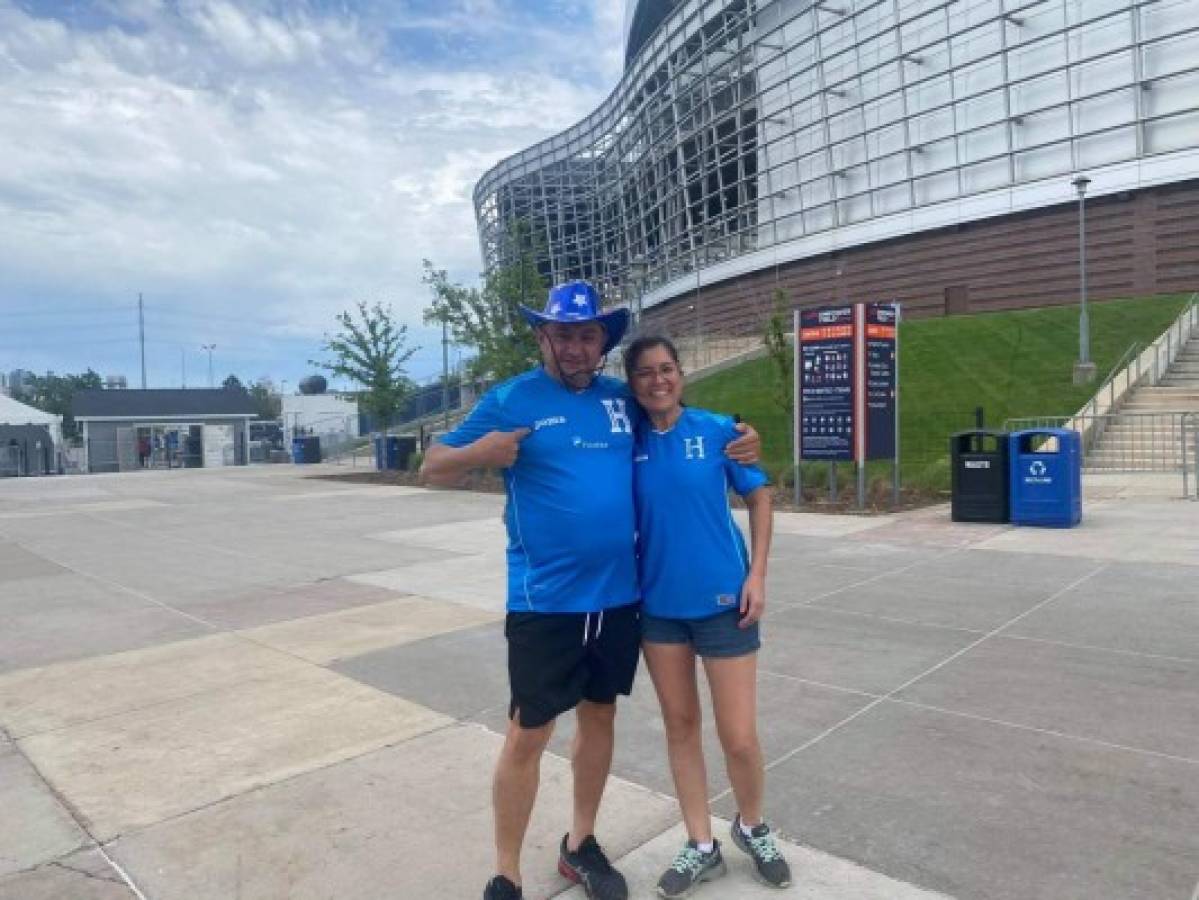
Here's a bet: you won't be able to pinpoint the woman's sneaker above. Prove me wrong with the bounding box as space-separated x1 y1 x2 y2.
656 840 727 898
558 834 628 900
483 875 522 899
730 815 792 888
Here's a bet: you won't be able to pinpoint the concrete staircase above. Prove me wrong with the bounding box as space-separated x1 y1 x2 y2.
1086 336 1199 470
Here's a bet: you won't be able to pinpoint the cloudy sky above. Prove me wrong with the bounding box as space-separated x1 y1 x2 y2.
0 0 625 390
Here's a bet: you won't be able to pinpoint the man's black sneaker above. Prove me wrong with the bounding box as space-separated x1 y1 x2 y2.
558 834 628 900
483 875 522 900
730 815 792 888
656 839 727 898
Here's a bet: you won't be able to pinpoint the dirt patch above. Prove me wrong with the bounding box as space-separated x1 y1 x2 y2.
309 469 505 494
308 470 943 514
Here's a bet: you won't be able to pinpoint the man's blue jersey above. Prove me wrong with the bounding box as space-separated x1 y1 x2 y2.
634 407 769 620
440 367 641 614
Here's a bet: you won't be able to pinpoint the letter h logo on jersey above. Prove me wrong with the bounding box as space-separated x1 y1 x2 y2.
683 436 705 460
601 399 632 434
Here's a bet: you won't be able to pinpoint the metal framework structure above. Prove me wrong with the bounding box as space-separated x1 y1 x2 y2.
473 0 1199 311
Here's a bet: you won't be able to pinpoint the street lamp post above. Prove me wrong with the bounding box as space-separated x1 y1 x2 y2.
201 344 216 388
441 316 451 433
626 259 647 328
1072 175 1096 384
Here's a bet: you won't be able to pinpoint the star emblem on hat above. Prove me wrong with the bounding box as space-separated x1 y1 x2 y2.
572 294 590 307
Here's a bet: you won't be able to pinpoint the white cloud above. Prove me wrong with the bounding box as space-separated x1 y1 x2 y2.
0 0 622 382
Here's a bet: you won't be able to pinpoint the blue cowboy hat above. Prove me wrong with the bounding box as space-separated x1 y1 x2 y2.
520 280 630 355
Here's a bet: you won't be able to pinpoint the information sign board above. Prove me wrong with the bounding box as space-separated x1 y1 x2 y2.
798 306 855 461
864 302 898 460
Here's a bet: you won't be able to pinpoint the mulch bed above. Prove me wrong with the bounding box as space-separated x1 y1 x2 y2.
309 469 943 514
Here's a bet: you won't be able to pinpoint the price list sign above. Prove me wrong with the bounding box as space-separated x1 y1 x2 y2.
864 302 898 460
798 306 856 461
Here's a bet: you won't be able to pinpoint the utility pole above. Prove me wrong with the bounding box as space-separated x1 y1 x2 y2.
441 317 450 432
181 347 186 388
201 344 216 388
1071 175 1096 384
138 293 147 389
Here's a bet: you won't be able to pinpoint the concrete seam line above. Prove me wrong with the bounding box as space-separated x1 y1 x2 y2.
719 562 1110 793
795 603 983 634
82 510 320 577
887 698 1199 768
784 603 1199 666
4 727 153 899
757 669 1199 767
107 718 466 844
780 545 970 611
95 845 151 900
3 531 390 678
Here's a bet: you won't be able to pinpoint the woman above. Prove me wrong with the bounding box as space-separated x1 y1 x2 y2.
625 336 791 897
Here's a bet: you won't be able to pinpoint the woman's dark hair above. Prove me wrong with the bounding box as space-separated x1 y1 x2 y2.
623 335 682 382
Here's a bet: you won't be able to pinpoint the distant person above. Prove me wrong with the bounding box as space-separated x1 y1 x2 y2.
138 435 150 468
421 281 760 900
624 336 791 897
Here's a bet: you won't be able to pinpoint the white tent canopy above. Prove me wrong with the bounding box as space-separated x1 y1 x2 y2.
0 394 63 446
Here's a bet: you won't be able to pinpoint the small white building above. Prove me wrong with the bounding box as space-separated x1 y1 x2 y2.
0 395 63 476
281 392 360 447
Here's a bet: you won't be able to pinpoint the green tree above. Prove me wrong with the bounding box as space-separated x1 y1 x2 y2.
310 301 417 428
763 288 794 454
422 221 545 383
23 370 102 439
248 378 281 420
222 374 245 392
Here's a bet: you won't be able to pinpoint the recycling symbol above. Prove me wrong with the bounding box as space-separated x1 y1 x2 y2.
1029 460 1047 476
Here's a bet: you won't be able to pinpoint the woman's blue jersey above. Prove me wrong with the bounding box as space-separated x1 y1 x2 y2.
634 407 769 620
440 367 641 614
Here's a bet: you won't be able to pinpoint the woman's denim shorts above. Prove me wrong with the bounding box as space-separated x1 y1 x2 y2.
641 608 760 658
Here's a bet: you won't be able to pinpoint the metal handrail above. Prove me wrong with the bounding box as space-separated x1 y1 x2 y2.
1184 412 1199 501
1088 340 1143 415
1149 293 1199 386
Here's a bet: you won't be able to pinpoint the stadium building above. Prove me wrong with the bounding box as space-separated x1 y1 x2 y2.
473 0 1199 337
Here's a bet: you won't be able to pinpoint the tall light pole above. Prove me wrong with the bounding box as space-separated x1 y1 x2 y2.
626 258 647 328
138 293 147 389
201 344 216 388
1072 175 1096 384
441 315 451 432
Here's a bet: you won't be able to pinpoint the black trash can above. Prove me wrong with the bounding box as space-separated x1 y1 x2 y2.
391 435 417 470
950 430 1010 523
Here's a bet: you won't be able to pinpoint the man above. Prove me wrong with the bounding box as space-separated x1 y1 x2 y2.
422 280 758 900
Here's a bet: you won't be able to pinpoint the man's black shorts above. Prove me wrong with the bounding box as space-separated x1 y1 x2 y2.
505 603 641 728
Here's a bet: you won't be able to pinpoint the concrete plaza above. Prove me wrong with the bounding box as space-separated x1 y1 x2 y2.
0 464 1196 899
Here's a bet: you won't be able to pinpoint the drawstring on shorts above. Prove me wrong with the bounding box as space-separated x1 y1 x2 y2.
581 610 606 646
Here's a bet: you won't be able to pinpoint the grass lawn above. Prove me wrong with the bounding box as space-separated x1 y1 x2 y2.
685 293 1193 495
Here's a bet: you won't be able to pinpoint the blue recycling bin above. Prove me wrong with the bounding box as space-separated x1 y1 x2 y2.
1008 429 1082 527
291 436 321 464
374 435 406 470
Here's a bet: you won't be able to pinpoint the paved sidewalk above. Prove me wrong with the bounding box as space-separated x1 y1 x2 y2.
0 464 1196 899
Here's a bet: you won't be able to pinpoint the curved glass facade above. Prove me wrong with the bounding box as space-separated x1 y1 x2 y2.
474 0 1199 311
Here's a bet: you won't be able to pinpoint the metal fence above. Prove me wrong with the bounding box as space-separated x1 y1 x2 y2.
1076 297 1199 421
1005 411 1199 500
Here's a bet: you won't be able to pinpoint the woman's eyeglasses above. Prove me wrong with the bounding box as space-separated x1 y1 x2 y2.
632 363 680 380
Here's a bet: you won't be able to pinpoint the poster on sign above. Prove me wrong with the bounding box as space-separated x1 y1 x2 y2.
793 301 901 506
797 305 855 462
864 302 899 460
